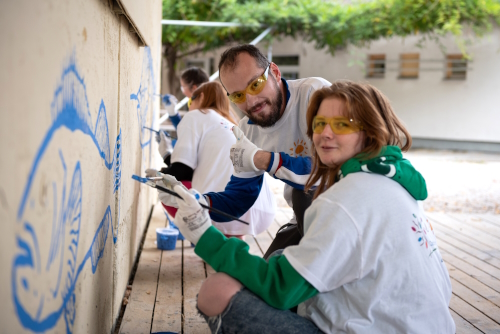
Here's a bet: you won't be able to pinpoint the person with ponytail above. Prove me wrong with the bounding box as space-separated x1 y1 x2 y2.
151 81 276 239
167 81 455 333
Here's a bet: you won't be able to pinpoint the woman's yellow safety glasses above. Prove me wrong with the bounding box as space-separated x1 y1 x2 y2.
227 65 270 103
312 116 363 135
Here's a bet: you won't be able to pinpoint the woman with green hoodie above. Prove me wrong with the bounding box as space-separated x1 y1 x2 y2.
170 81 455 334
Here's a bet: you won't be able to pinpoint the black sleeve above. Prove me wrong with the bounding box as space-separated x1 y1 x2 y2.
160 162 194 181
163 154 171 165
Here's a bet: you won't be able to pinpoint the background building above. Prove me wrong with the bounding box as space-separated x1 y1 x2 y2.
183 28 500 152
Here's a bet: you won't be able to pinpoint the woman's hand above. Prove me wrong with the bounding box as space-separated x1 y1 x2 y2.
173 185 211 245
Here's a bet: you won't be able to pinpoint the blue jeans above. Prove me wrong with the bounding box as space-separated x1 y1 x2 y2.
196 288 322 333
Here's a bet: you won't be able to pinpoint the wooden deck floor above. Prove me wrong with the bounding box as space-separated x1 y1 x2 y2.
118 203 500 333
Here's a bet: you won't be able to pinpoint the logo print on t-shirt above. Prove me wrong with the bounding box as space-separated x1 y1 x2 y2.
411 213 438 257
289 139 309 157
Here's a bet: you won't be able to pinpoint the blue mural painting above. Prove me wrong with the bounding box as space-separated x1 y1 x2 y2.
12 54 123 333
130 46 158 166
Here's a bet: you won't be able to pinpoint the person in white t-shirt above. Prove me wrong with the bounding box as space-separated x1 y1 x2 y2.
157 67 210 162
168 81 455 333
150 81 276 238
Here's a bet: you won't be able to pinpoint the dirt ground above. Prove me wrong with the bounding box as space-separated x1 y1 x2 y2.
267 149 500 214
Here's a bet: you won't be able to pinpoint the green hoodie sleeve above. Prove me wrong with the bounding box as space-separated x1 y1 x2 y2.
195 226 318 310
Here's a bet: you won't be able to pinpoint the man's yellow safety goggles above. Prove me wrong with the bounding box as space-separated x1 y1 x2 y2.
312 116 363 135
227 65 270 104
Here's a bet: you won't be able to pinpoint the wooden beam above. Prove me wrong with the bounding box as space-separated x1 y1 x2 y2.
243 235 264 256
447 263 500 308
451 278 500 324
428 213 500 250
183 245 211 333
449 309 483 334
450 294 500 333
441 250 500 293
151 240 183 333
120 204 166 334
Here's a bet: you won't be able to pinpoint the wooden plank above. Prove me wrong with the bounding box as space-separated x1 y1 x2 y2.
450 309 484 334
478 213 500 226
448 213 500 239
254 230 274 257
441 250 500 293
274 210 291 226
447 263 500 308
244 235 263 256
438 239 500 281
183 243 211 333
120 204 166 334
449 294 500 333
434 223 500 264
451 278 500 324
428 213 500 252
151 240 183 334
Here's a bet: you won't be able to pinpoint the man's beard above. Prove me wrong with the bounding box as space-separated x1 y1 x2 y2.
245 75 283 128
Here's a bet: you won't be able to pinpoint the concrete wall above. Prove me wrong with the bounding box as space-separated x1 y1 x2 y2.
186 28 500 146
0 0 162 333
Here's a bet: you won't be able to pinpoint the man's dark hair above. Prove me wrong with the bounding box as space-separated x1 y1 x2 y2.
218 44 269 73
180 67 209 88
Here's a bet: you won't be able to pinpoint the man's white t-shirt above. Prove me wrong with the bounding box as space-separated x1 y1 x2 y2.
171 109 275 235
284 173 455 333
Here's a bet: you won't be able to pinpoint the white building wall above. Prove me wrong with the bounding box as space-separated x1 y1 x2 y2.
0 1 162 333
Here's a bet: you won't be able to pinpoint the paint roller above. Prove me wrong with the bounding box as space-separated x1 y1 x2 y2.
131 175 249 225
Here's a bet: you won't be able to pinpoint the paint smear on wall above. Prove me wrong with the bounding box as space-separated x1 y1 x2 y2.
12 45 157 333
130 47 158 166
12 53 122 333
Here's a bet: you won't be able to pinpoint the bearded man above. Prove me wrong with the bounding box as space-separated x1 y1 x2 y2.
200 44 331 257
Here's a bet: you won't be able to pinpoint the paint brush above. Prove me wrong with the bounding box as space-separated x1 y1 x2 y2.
131 175 250 225
143 126 177 140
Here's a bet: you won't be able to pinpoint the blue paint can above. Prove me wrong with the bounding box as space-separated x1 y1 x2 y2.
156 228 179 250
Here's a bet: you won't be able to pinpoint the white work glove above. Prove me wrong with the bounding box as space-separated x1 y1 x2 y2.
230 126 261 173
158 131 173 161
159 174 189 208
145 168 161 178
145 170 187 208
173 185 211 245
161 94 179 116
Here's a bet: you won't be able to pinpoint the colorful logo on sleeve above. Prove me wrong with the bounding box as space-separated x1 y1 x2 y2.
411 213 438 257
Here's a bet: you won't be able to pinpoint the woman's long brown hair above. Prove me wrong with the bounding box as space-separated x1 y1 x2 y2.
305 81 412 199
191 81 238 125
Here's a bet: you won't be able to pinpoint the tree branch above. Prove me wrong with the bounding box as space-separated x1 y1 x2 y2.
178 46 207 59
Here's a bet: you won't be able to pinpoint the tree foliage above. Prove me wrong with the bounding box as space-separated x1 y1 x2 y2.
162 0 500 94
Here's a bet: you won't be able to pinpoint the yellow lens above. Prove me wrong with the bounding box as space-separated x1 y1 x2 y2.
313 116 362 135
187 98 192 108
331 118 354 134
248 78 266 95
312 117 327 134
226 66 269 103
228 92 244 103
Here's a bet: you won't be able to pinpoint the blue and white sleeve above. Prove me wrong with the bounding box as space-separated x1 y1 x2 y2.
266 153 312 190
169 114 182 128
205 172 264 222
